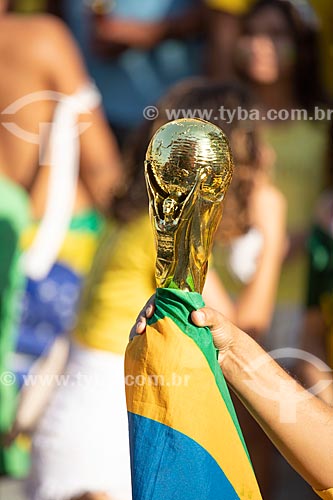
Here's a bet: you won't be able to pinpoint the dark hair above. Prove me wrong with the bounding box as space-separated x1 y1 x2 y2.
243 0 326 111
112 79 264 242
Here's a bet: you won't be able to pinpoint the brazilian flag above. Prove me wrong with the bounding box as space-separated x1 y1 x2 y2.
125 288 262 500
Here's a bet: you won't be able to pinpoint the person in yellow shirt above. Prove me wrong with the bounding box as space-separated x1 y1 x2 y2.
6 79 286 500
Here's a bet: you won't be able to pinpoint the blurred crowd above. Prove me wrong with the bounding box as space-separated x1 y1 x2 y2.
0 0 332 499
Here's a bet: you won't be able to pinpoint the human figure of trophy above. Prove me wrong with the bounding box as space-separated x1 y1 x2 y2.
145 118 234 293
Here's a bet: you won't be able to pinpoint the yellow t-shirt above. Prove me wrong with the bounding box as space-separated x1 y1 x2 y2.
205 0 256 15
73 214 156 354
315 488 333 500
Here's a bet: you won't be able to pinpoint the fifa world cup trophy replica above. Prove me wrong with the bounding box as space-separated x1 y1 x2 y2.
145 118 233 293
126 118 263 500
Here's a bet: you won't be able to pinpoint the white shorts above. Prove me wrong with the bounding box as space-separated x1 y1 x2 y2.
26 343 132 500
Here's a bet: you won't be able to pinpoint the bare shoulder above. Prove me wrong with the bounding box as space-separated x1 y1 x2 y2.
0 14 79 68
24 15 79 58
17 15 87 91
250 182 287 236
2 14 71 48
253 182 286 214
25 14 72 41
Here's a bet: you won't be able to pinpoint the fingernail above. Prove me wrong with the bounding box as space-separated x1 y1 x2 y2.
195 311 205 324
146 305 153 316
136 319 144 332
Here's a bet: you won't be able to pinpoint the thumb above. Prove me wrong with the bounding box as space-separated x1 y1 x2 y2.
191 307 226 331
191 307 237 356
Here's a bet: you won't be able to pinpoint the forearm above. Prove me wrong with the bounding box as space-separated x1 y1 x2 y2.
14 338 69 433
223 328 333 490
298 361 333 406
297 309 333 405
235 241 282 334
80 107 123 213
235 185 286 335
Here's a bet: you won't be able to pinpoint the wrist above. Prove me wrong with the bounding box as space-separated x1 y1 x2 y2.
219 326 256 387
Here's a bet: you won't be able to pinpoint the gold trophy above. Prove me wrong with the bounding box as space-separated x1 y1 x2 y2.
145 118 233 293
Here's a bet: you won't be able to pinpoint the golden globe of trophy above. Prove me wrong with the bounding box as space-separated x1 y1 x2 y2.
145 118 234 293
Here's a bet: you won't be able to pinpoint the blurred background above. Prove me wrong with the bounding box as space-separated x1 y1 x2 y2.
0 1 332 499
